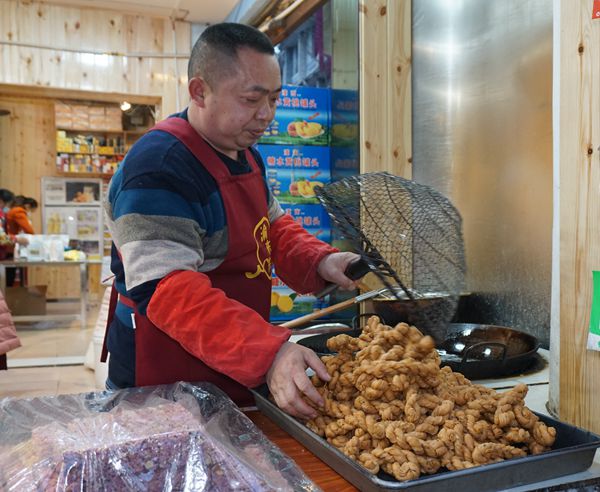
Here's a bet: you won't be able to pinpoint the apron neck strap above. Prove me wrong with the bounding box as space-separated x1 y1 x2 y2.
150 117 260 178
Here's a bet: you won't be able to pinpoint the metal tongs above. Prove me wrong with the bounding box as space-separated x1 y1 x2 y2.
280 287 389 331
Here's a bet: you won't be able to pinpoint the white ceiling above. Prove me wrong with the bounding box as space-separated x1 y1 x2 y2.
40 0 240 24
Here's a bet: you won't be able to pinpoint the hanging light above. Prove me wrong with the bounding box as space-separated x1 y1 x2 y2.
120 101 131 111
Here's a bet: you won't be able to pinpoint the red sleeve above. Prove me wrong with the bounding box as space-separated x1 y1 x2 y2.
7 208 34 235
270 213 338 294
146 270 290 388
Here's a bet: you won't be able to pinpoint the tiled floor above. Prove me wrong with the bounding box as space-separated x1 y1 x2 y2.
0 300 103 398
0 364 98 398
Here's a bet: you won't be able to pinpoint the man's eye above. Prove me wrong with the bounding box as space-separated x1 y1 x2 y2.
246 98 259 103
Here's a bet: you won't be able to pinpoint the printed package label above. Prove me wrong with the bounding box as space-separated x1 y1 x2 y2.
258 144 330 205
259 86 330 146
269 205 331 321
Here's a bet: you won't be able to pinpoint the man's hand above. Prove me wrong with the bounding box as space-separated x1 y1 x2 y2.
317 252 361 290
266 342 331 420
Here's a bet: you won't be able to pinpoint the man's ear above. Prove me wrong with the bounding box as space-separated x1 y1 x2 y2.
189 77 208 107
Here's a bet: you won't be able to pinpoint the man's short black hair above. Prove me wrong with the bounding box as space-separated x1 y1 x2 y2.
188 23 275 87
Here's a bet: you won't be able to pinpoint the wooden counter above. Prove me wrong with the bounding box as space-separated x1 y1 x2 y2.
246 411 358 491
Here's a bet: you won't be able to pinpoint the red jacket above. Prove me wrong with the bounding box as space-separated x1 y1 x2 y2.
145 214 338 388
6 206 34 235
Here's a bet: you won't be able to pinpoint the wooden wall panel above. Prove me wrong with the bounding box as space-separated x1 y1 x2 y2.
359 0 387 172
386 0 411 177
358 0 411 177
0 95 104 300
0 0 191 116
0 95 55 233
0 0 191 303
555 0 600 432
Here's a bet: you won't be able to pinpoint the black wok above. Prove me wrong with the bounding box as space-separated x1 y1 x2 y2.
296 322 541 380
439 323 541 379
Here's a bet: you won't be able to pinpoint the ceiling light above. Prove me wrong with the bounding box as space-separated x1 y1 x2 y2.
120 101 131 111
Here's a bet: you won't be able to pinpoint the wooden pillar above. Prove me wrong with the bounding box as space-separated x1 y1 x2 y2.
359 0 411 177
553 0 600 431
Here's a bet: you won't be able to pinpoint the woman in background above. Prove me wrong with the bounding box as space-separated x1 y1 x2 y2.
6 195 37 235
4 195 36 286
0 189 16 260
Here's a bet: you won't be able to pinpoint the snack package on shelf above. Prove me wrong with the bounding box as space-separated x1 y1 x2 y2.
0 382 319 492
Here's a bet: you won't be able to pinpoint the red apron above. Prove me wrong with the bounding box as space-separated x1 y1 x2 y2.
104 117 272 406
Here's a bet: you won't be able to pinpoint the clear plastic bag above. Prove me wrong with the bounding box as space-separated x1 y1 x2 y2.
0 381 320 491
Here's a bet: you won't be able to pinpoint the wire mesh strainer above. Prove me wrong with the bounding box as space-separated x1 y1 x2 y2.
314 172 466 344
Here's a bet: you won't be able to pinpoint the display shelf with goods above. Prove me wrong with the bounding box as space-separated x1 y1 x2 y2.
101 181 112 257
54 101 153 179
41 177 104 262
56 130 125 177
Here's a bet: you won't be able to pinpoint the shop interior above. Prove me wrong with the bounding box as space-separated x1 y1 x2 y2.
2 0 600 490
0 0 360 396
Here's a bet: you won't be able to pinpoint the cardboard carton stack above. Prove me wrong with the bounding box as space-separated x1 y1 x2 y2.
258 86 332 322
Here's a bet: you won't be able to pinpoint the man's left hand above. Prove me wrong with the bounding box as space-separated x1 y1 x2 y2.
317 252 361 290
266 342 331 420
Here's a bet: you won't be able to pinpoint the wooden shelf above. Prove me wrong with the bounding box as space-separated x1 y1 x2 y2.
57 127 124 134
57 171 115 179
57 127 151 135
57 151 124 156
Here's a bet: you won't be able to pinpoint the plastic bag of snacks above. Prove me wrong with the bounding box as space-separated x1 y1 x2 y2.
0 382 319 491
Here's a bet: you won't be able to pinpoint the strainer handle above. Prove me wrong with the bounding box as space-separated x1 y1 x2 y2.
315 257 371 299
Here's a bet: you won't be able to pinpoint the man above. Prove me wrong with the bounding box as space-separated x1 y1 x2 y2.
103 23 358 419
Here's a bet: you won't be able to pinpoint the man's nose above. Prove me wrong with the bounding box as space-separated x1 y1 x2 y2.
256 100 275 121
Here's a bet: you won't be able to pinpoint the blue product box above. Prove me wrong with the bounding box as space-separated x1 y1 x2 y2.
280 204 331 244
330 145 359 182
260 85 330 146
331 89 359 147
258 144 330 204
270 204 332 322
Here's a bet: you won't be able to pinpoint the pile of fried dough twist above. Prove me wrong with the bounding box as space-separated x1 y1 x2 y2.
306 316 556 482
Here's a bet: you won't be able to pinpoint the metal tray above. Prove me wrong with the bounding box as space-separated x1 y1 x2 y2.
251 385 600 492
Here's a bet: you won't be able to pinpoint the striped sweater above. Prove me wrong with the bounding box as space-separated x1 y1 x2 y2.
104 111 337 388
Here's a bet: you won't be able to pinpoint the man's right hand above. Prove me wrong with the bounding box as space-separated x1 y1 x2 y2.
266 341 331 420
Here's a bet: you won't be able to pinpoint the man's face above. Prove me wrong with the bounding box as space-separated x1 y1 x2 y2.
199 47 281 154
